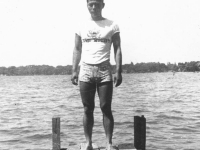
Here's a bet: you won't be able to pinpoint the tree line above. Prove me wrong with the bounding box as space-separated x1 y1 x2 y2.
0 61 199 76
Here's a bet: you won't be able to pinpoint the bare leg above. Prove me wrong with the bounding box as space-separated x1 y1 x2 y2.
97 81 114 146
80 81 96 149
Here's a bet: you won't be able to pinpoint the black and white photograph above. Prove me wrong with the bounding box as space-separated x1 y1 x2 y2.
0 0 200 149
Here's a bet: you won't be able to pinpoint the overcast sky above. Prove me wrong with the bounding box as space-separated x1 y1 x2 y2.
0 0 200 67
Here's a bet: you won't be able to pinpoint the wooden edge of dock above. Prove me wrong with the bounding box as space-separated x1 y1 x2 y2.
66 143 136 150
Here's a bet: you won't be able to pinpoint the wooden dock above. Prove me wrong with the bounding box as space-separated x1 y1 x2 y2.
52 116 146 150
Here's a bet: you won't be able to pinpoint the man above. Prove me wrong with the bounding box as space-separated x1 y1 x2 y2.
71 0 122 149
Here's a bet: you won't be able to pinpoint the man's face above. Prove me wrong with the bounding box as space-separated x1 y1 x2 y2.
87 0 104 18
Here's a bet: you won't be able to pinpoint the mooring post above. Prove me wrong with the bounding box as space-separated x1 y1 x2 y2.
52 117 61 150
134 115 146 150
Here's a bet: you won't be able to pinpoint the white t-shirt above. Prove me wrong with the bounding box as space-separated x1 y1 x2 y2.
76 18 120 64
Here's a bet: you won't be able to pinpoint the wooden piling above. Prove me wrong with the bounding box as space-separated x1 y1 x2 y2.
52 117 61 150
134 115 146 150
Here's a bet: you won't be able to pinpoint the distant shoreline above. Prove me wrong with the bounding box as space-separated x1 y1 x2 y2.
0 61 199 76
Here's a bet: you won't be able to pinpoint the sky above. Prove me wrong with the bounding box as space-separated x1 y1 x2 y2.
0 0 200 67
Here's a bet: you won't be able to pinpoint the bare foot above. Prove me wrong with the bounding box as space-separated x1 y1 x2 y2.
81 143 93 150
86 145 93 150
106 144 118 150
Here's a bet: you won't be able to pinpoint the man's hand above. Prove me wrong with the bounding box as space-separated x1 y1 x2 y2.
114 72 122 87
71 72 78 85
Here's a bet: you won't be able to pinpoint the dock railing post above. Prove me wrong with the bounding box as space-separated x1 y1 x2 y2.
52 117 60 150
134 115 146 150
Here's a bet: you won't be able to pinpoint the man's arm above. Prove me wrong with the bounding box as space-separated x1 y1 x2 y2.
71 33 82 85
112 32 122 87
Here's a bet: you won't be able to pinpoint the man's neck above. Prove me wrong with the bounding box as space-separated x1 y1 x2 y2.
91 15 104 21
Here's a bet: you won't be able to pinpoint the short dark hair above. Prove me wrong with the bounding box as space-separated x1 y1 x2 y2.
87 0 104 3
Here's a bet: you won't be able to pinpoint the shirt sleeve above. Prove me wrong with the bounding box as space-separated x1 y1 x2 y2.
75 23 81 37
112 22 120 36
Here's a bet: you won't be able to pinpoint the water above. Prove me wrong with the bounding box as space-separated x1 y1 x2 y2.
0 73 200 150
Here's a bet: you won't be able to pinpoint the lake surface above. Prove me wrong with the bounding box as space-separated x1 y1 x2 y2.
0 73 200 150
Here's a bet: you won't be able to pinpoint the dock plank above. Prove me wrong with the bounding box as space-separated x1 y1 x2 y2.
66 143 137 150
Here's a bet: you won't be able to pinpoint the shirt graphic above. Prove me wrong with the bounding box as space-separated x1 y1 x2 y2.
83 28 111 43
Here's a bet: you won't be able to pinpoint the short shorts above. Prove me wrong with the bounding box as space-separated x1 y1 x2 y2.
79 61 113 83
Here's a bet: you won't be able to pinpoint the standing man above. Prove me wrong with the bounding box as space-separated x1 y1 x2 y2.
71 0 122 149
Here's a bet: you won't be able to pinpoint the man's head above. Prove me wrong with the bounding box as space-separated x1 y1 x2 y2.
87 0 105 20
